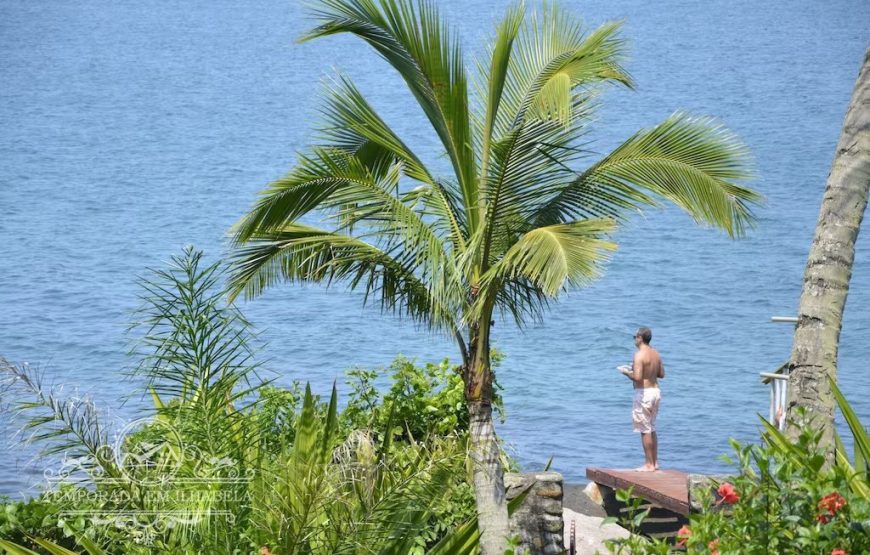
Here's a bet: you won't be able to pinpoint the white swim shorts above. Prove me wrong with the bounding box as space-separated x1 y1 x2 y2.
632 387 661 434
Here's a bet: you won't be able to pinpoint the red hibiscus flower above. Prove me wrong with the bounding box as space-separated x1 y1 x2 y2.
676 524 691 547
818 491 847 523
831 549 847 555
716 482 740 505
708 538 720 555
260 548 271 555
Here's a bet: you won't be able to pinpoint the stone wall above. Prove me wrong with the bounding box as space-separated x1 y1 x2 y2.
504 471 564 555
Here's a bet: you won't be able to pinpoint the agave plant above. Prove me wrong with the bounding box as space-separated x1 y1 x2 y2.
229 1 759 550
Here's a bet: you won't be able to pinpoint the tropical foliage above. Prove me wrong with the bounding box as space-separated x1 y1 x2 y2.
609 383 870 554
229 1 759 549
0 249 483 555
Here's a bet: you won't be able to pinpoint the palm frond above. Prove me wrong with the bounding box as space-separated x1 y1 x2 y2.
474 219 616 323
497 7 632 135
831 378 870 476
228 224 460 332
233 147 397 241
318 75 432 184
302 0 478 231
404 178 469 254
480 109 591 267
232 148 453 294
494 277 551 328
535 112 760 236
478 4 525 180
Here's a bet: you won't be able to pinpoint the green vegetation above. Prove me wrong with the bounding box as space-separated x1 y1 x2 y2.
607 383 870 554
229 1 759 550
0 249 486 554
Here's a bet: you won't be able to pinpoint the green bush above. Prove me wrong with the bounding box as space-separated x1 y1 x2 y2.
610 388 870 555
343 355 504 442
675 413 869 554
0 249 481 554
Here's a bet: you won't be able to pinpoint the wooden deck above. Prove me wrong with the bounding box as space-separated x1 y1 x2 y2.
586 467 690 516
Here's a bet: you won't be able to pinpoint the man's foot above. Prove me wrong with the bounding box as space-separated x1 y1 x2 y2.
634 465 656 472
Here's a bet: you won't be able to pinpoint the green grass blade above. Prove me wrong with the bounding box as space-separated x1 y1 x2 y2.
0 540 42 555
73 535 106 555
830 378 870 471
426 519 480 555
31 539 80 555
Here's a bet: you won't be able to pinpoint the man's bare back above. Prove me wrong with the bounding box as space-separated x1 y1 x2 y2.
631 345 664 389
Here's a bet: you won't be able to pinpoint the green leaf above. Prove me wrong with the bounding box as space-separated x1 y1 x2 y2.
478 3 525 181
73 535 106 555
303 0 478 233
0 540 42 555
229 223 459 332
830 377 870 472
535 113 759 237
497 7 632 135
426 519 480 555
31 539 80 555
478 219 616 304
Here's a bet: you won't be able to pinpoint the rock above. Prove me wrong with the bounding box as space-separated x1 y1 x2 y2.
563 508 631 555
505 472 564 555
563 483 606 518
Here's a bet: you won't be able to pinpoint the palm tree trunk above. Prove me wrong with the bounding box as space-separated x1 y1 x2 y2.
468 397 509 555
787 48 870 450
465 312 509 555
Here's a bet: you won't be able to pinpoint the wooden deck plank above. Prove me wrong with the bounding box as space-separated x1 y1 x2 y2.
586 467 690 516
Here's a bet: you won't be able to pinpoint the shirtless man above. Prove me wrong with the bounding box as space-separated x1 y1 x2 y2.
619 327 664 472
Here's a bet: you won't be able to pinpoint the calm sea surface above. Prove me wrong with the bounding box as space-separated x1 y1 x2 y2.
1 0 869 496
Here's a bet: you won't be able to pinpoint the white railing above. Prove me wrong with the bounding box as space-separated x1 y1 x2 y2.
760 366 789 430
761 316 797 430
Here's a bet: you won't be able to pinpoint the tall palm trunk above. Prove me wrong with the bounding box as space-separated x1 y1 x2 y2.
787 48 870 450
465 313 510 555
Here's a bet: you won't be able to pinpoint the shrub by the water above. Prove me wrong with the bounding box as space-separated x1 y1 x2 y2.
0 249 483 554
607 395 870 555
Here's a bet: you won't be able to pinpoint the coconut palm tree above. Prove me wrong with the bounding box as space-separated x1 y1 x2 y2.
228 1 760 552
787 49 870 450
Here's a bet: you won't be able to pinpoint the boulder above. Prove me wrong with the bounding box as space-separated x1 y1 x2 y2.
562 508 631 554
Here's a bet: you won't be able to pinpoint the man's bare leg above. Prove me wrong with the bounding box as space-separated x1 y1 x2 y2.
652 432 659 470
636 433 656 471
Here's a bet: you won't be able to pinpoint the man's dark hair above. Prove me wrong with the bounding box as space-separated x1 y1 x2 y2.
636 327 652 344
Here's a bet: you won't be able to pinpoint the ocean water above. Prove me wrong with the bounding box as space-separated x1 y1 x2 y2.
1 0 869 497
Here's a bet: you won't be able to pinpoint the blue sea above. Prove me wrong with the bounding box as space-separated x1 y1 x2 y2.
1 0 869 497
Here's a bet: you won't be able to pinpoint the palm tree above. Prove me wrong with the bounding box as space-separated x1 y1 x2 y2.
787 49 870 450
228 1 760 552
